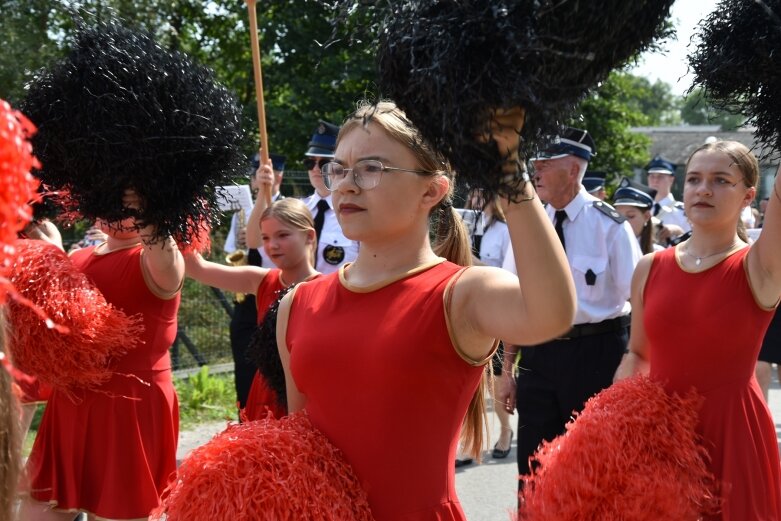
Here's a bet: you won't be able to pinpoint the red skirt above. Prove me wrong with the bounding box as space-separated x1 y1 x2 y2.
25 368 179 519
243 371 285 421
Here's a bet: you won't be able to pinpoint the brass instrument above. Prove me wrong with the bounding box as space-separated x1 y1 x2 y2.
225 208 248 303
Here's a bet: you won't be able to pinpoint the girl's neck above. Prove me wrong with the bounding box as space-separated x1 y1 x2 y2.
280 262 319 287
686 225 743 253
347 234 440 287
102 234 142 252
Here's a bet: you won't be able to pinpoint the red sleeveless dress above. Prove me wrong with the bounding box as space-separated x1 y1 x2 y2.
25 244 180 519
286 260 491 521
645 246 781 520
244 269 286 421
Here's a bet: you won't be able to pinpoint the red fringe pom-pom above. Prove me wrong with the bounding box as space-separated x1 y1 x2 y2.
153 412 375 521
0 99 40 301
6 239 144 393
519 376 718 521
177 217 211 255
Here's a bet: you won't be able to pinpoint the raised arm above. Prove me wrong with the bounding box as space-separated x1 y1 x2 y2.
613 253 654 382
748 171 781 308
245 158 275 249
451 108 576 358
124 189 184 297
183 251 268 296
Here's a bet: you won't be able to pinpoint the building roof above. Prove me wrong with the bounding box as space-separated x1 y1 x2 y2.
630 126 777 164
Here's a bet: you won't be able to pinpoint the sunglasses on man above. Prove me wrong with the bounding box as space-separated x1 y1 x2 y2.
303 157 330 171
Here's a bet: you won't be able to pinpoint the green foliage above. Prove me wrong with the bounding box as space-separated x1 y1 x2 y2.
570 71 655 185
680 87 747 130
174 366 236 429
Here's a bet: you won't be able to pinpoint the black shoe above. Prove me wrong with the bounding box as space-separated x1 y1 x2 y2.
454 458 473 468
492 430 513 459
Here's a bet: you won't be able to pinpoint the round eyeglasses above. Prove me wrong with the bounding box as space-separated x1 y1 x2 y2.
321 159 437 191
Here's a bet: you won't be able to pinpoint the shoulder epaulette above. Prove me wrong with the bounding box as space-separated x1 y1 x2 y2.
673 201 685 210
592 200 626 224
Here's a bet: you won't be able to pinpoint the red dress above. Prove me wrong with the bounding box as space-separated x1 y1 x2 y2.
25 244 180 519
286 260 491 520
244 269 286 421
646 247 781 520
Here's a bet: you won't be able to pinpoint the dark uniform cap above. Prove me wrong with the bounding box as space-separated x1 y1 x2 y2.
645 155 676 175
269 153 286 172
613 177 657 209
305 120 340 158
534 126 596 162
582 170 607 193
250 153 286 172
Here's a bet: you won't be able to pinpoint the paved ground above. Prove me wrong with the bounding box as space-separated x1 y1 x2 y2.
176 377 781 521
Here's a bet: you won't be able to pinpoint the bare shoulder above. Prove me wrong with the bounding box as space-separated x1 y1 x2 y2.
454 265 517 293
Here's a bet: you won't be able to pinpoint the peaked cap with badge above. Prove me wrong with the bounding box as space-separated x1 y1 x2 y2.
305 120 340 158
613 178 657 210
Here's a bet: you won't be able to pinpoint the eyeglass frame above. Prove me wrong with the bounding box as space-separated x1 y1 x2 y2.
320 159 438 191
303 157 331 171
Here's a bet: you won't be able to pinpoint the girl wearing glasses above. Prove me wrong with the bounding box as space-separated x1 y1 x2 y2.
615 141 781 519
277 100 575 520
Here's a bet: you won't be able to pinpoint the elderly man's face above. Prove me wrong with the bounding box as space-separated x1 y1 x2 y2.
532 156 581 208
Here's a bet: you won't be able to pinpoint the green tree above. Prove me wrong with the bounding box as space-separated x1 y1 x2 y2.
569 71 655 187
680 87 746 130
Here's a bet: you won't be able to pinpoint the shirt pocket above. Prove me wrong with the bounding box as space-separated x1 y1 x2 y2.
570 254 607 302
480 238 506 268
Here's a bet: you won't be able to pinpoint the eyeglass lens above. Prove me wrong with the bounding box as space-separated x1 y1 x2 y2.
322 161 384 191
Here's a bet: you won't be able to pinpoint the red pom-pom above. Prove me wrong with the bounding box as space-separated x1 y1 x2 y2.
177 217 211 255
6 239 144 393
519 376 718 521
0 99 40 301
153 412 374 521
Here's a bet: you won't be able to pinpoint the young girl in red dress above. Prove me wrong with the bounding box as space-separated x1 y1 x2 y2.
276 100 576 521
21 190 185 521
184 190 319 420
615 140 781 520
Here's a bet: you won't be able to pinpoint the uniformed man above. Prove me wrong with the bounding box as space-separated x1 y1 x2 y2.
499 127 642 496
301 120 359 274
582 170 607 201
645 155 690 239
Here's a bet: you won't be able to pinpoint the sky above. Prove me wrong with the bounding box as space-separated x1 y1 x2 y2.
629 0 720 95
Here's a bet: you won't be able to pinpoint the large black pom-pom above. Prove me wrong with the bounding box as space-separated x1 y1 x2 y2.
688 0 781 153
22 17 245 243
371 0 674 199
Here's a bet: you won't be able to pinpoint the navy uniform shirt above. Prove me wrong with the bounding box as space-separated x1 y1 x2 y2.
302 192 359 274
503 188 641 324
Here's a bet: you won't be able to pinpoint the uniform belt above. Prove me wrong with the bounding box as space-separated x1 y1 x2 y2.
557 315 630 340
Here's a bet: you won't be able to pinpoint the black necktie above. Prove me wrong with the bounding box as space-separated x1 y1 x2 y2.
554 210 567 251
314 199 329 248
653 202 661 216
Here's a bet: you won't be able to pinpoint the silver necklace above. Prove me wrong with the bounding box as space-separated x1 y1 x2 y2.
685 241 740 266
